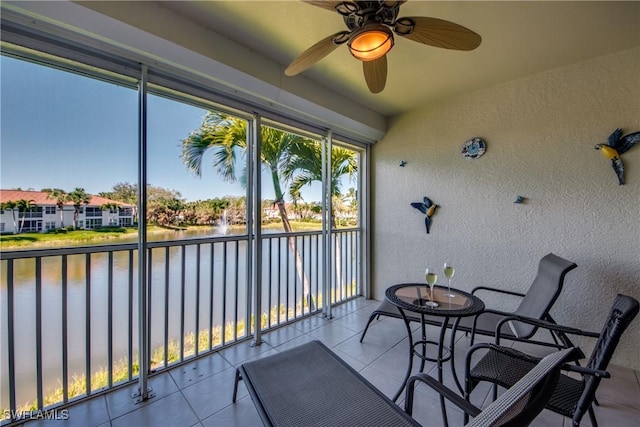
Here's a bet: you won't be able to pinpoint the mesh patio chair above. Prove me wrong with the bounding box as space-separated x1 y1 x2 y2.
360 253 577 345
465 294 639 427
405 346 579 427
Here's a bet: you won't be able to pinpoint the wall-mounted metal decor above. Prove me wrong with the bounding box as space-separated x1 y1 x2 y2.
595 128 639 185
514 195 527 204
462 137 486 159
410 196 438 234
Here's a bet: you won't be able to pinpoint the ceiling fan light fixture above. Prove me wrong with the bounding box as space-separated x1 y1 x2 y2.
348 25 394 61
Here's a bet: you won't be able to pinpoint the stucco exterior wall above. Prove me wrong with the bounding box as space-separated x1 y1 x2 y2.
372 47 640 369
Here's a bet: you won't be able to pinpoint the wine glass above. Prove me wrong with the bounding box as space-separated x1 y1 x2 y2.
425 268 439 307
444 262 456 297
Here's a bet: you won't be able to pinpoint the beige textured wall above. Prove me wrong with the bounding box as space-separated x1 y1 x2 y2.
372 47 640 369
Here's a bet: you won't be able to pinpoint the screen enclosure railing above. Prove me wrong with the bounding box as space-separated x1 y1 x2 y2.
0 228 360 424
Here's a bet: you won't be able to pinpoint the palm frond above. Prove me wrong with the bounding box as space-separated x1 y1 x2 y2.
290 171 317 195
182 111 249 181
212 144 237 182
181 133 212 176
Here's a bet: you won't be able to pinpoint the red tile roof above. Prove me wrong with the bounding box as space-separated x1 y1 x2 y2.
0 190 134 207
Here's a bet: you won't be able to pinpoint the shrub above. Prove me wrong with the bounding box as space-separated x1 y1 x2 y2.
94 226 126 233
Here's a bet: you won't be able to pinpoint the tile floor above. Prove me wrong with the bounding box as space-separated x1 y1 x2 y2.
15 298 640 427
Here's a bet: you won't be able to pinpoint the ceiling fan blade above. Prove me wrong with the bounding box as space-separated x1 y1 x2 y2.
363 55 387 94
301 1 347 13
396 17 481 51
285 31 349 76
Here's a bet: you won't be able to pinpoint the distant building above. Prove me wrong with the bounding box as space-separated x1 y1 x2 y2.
0 189 135 233
262 202 322 221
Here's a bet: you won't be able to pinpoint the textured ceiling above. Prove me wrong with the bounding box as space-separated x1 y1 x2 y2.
84 1 640 117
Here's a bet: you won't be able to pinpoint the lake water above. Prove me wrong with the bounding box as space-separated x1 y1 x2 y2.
0 226 357 409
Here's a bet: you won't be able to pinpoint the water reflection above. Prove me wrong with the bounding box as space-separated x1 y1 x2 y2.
0 227 354 411
1 228 230 409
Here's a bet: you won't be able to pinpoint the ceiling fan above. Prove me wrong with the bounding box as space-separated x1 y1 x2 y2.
285 0 482 93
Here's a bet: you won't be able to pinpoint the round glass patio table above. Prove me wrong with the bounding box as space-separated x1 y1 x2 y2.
386 284 484 424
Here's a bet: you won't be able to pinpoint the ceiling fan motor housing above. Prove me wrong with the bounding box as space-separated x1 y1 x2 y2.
338 1 404 61
340 1 402 30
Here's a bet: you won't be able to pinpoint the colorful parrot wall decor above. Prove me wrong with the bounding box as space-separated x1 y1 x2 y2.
595 128 640 185
410 196 438 234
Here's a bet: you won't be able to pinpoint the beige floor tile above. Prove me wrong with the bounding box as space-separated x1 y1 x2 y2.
18 297 640 427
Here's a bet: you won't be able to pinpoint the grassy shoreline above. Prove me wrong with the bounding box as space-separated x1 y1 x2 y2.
0 221 351 250
0 225 169 250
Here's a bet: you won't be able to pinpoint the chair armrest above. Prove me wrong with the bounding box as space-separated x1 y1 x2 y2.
496 315 600 341
563 364 611 379
469 308 517 339
476 308 513 318
494 315 596 360
471 286 526 298
404 373 481 418
466 307 515 323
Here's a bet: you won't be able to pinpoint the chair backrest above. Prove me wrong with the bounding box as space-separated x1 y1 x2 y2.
512 253 577 337
467 347 578 427
574 294 639 422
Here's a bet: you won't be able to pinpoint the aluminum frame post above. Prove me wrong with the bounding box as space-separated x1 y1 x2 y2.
322 132 333 319
250 114 263 346
133 64 153 403
362 144 371 300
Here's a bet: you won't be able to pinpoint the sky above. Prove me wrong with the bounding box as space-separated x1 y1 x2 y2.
1 55 330 203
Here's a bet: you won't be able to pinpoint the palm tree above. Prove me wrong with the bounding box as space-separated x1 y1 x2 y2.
182 112 312 233
99 182 138 223
331 194 347 227
182 112 318 310
289 187 303 220
284 142 358 228
101 202 120 226
67 188 90 229
15 199 36 233
43 188 68 228
345 187 358 224
0 200 18 233
284 143 358 297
